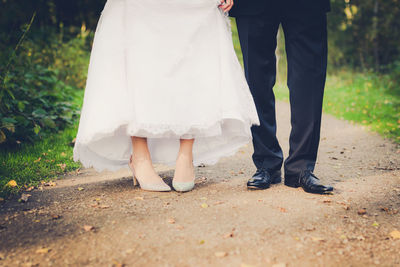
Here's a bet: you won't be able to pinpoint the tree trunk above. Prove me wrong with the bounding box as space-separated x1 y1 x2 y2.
372 0 380 71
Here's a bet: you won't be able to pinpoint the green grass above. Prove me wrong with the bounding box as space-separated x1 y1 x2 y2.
0 124 80 198
0 90 84 198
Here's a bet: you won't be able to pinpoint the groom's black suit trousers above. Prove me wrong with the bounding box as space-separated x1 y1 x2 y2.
235 9 328 178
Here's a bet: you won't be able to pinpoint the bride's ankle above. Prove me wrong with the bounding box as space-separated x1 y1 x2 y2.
131 154 152 164
176 152 193 163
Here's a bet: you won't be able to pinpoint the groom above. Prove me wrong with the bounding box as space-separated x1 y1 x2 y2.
230 0 333 194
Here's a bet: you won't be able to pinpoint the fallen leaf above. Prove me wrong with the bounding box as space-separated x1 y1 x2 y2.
6 180 17 188
19 193 31 203
112 259 125 267
372 221 379 227
175 225 184 230
389 230 400 239
83 225 95 232
214 201 224 205
44 181 56 187
199 240 205 244
134 196 144 200
322 199 332 203
77 187 84 191
278 207 287 213
215 251 228 258
34 157 41 163
26 186 35 191
167 218 176 224
36 247 51 254
357 209 367 215
223 229 235 238
312 237 325 242
357 235 365 241
57 163 66 171
51 215 61 220
201 203 209 208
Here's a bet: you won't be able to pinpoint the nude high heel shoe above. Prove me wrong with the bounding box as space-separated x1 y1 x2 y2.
129 156 171 192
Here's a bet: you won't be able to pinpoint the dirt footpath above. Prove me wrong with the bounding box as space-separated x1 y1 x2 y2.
1 101 400 267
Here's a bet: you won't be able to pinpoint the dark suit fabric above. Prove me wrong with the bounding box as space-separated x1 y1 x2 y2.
234 3 328 178
230 0 331 17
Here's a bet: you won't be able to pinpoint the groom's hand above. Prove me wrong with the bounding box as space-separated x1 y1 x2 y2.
219 0 234 12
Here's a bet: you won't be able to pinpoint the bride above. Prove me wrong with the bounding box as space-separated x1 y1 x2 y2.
73 0 259 192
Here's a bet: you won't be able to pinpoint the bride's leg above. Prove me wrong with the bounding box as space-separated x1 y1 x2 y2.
130 137 171 191
173 139 196 191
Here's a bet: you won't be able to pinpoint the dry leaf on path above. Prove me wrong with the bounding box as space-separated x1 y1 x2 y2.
77 187 84 191
19 193 31 203
223 228 235 238
26 186 35 191
44 181 56 187
312 236 325 242
215 251 228 258
278 207 287 213
389 230 400 239
175 225 184 230
83 225 95 232
201 203 209 208
112 259 125 267
134 196 144 200
167 218 176 224
36 247 51 254
357 209 367 215
372 221 379 227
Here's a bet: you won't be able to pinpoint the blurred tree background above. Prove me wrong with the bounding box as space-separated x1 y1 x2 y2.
0 0 399 196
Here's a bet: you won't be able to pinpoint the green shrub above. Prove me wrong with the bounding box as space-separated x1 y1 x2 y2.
0 24 91 147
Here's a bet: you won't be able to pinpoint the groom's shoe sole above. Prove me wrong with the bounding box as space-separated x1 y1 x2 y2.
247 174 282 190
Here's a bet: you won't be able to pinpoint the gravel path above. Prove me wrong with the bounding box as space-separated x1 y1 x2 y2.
1 101 400 267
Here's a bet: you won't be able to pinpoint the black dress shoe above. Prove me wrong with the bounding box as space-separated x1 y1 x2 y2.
247 169 282 190
285 170 333 194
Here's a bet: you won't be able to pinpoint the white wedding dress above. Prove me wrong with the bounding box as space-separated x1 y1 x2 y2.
73 0 259 171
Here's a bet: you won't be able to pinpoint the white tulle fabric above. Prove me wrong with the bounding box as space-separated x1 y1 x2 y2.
73 0 259 171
